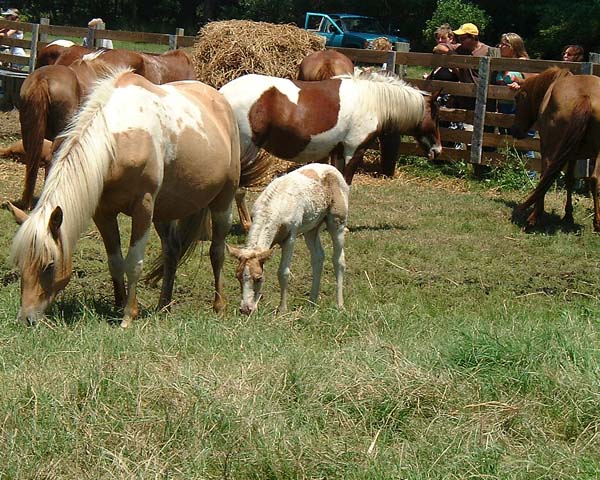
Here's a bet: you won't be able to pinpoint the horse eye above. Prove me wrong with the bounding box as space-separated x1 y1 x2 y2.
43 262 55 273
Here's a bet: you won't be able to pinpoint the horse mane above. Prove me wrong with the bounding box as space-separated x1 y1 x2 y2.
523 66 572 109
11 68 130 269
337 70 425 131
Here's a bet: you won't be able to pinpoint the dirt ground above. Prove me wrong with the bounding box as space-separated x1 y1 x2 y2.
0 108 20 140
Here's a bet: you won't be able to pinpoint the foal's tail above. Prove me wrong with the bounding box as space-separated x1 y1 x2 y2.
19 74 51 208
144 209 211 286
520 96 592 210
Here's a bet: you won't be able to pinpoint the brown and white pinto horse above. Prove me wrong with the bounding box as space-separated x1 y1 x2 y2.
220 71 441 186
297 50 354 81
510 67 600 230
16 49 196 210
9 70 248 328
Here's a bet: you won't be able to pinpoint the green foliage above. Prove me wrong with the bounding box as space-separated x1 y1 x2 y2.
423 0 491 43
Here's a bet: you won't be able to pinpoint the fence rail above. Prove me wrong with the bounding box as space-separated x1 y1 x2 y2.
334 46 600 173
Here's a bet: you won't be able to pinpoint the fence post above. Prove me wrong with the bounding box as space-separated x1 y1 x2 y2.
40 17 49 43
168 27 184 50
385 50 396 73
86 27 95 48
394 41 409 78
28 23 40 72
94 21 106 48
470 56 491 166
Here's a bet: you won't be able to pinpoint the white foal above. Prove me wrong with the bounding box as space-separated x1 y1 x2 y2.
228 163 349 315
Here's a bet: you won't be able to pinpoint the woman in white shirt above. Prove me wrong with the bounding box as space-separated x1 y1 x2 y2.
0 8 26 57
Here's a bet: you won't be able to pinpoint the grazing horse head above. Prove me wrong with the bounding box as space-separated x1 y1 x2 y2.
8 203 73 326
414 89 443 160
510 67 573 139
227 245 275 315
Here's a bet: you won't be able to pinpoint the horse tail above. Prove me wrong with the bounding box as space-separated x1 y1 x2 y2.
240 146 271 188
521 95 592 210
144 208 212 286
19 73 51 208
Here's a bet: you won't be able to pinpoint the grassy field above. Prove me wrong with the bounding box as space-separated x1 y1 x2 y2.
0 154 600 478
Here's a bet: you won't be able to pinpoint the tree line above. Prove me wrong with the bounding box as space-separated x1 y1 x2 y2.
17 0 600 59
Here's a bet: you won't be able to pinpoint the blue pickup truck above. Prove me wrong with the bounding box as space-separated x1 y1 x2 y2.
304 12 408 49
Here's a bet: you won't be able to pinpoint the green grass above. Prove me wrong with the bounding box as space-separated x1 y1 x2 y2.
1 159 600 478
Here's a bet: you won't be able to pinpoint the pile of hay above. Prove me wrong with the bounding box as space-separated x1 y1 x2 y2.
192 20 325 89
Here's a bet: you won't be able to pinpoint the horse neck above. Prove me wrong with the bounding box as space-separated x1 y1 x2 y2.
354 78 425 131
530 69 571 111
246 189 287 249
36 112 113 254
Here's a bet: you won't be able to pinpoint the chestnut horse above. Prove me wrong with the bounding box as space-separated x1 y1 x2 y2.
9 70 257 328
510 67 600 230
35 41 90 68
297 50 354 81
16 49 196 210
92 48 196 84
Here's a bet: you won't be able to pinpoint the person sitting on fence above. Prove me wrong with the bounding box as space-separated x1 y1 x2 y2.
0 9 26 58
82 18 114 49
425 24 459 82
434 23 456 47
562 44 585 62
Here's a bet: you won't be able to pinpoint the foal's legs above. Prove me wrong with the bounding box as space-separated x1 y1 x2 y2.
303 228 325 305
210 208 233 313
121 192 154 328
326 215 346 308
277 234 297 314
94 211 126 310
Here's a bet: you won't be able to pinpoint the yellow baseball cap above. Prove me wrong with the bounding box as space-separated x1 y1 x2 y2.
453 23 479 36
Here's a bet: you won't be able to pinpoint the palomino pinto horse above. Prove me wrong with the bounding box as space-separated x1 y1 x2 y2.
297 50 354 81
9 71 250 328
16 49 196 210
510 67 600 230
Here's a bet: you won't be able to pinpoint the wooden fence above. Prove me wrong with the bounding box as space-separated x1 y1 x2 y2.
0 17 196 72
0 19 596 173
0 17 197 109
335 46 600 173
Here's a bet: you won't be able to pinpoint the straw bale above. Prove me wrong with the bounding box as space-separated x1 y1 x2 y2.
192 20 325 89
371 37 393 51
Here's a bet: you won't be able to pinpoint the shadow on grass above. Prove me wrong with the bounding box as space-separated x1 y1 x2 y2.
47 296 154 327
348 223 409 233
493 197 583 235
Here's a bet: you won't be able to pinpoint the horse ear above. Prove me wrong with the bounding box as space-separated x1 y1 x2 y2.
4 201 29 225
258 247 276 262
226 243 242 259
48 206 63 240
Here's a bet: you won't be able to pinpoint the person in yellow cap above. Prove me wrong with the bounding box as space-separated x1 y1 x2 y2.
453 23 489 57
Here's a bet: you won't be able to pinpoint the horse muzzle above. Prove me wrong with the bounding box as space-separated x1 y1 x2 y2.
428 144 442 160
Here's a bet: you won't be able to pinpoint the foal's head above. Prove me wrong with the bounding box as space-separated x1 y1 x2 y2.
414 90 443 160
9 203 72 326
227 245 275 315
